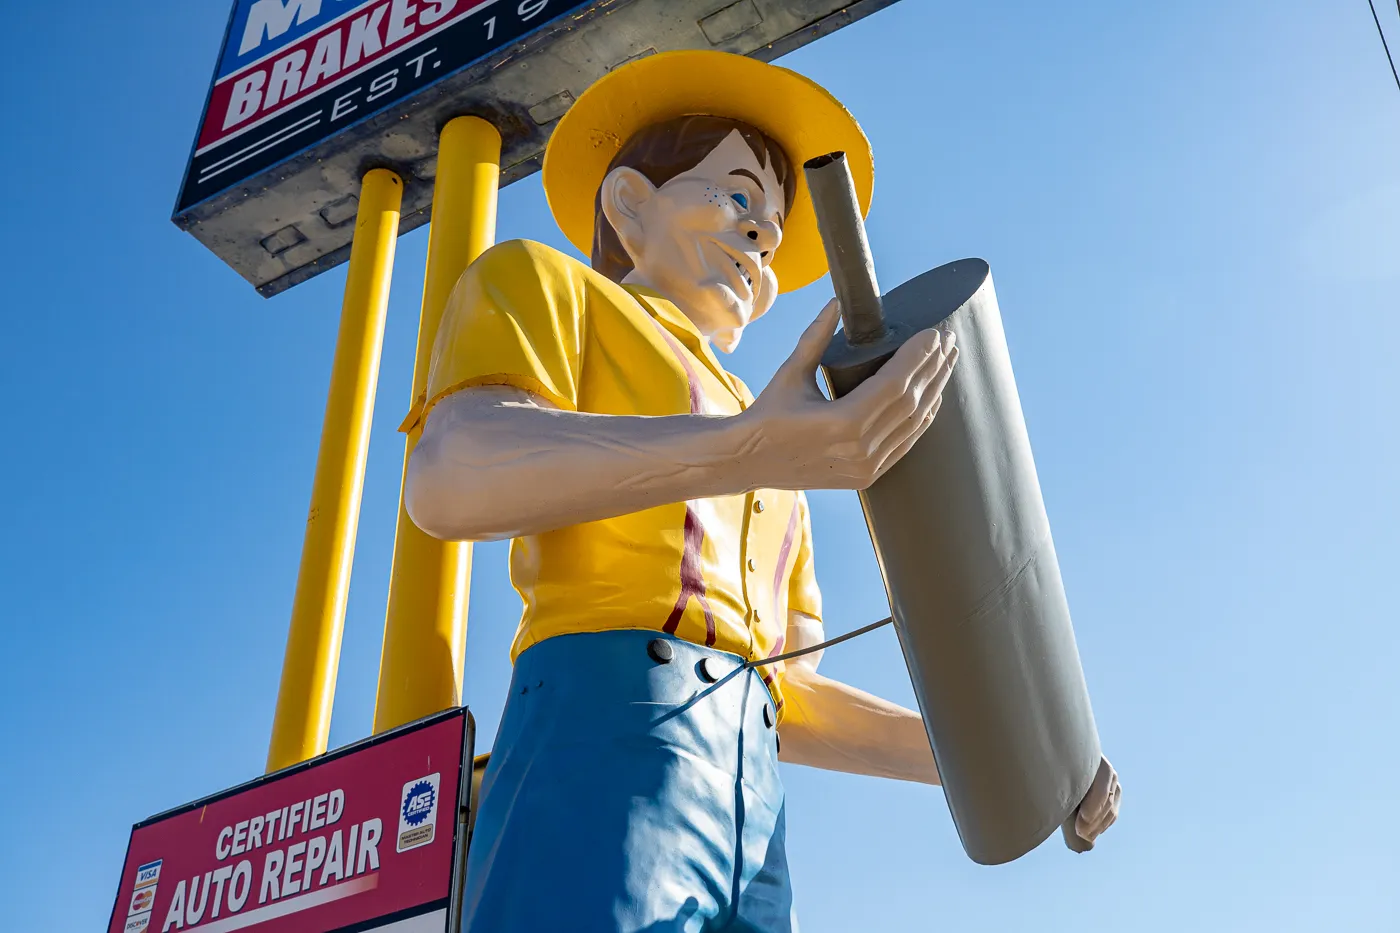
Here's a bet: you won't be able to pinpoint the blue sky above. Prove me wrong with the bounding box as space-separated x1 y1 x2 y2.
2 1 1397 930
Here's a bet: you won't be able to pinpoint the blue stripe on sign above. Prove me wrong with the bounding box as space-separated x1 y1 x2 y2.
218 0 378 78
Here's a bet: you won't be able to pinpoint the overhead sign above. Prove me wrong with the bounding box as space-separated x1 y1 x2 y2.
172 0 904 297
107 709 473 933
178 0 590 215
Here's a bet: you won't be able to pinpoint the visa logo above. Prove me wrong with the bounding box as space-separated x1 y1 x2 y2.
239 0 327 55
134 860 162 889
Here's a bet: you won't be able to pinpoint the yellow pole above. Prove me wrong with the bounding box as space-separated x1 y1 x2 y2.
374 117 501 733
267 168 403 773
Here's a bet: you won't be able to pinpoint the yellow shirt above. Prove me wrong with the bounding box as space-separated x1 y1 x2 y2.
408 239 823 713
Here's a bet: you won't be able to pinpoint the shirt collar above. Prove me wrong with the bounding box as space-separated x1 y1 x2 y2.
624 285 745 406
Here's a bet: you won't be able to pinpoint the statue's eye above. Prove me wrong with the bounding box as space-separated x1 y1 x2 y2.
731 192 749 210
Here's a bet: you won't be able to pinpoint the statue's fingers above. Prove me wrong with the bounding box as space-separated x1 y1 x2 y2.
870 396 942 483
1078 782 1111 827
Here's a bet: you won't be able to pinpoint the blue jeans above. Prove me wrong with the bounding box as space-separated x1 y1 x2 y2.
462 630 797 932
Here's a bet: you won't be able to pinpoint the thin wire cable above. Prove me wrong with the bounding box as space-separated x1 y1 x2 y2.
746 616 893 669
1369 0 1400 93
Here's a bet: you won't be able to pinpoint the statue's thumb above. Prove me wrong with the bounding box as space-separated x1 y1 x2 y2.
785 300 841 377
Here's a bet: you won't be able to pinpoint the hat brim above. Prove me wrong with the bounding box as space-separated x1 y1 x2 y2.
542 50 872 295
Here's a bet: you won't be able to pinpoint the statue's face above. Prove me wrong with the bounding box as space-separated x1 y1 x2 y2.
600 129 786 352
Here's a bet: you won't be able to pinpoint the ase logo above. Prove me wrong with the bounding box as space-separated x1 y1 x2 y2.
397 773 441 853
404 781 436 825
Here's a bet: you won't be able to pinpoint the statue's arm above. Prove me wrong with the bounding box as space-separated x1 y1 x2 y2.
406 385 756 541
777 611 1124 843
775 610 941 785
406 300 957 542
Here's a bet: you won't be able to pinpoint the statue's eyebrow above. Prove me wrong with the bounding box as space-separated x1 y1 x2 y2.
728 168 765 188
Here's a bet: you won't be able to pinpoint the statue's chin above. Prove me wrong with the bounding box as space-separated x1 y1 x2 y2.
711 326 744 354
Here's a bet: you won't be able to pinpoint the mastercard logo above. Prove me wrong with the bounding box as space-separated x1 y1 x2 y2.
130 889 155 912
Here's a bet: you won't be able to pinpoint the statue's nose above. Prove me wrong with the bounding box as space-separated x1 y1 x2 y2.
740 218 782 260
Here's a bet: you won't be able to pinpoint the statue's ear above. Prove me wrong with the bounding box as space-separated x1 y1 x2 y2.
599 166 656 267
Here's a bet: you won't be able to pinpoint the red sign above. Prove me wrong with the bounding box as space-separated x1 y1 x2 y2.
108 710 471 933
175 0 589 215
197 1 488 154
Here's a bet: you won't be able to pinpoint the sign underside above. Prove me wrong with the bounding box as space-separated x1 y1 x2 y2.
173 0 901 297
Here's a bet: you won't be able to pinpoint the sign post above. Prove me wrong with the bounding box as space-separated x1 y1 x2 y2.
375 117 501 734
267 168 404 773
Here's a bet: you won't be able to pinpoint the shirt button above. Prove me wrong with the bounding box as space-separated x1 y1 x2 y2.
753 500 765 513
747 558 757 572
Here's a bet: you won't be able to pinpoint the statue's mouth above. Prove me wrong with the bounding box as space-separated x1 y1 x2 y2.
733 261 753 290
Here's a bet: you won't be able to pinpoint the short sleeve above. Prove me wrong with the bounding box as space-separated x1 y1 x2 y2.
728 373 757 409
401 240 587 432
787 492 823 621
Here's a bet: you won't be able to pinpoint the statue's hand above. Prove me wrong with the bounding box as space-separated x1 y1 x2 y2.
1072 756 1123 845
738 298 957 491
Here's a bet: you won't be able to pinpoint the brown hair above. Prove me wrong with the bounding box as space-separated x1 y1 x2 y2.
590 115 797 283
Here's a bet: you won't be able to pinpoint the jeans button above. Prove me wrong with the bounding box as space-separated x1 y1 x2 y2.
699 656 723 682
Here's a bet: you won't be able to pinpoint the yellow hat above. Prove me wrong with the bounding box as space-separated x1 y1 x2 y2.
542 50 873 294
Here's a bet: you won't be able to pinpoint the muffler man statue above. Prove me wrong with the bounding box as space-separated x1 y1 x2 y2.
400 50 1121 933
